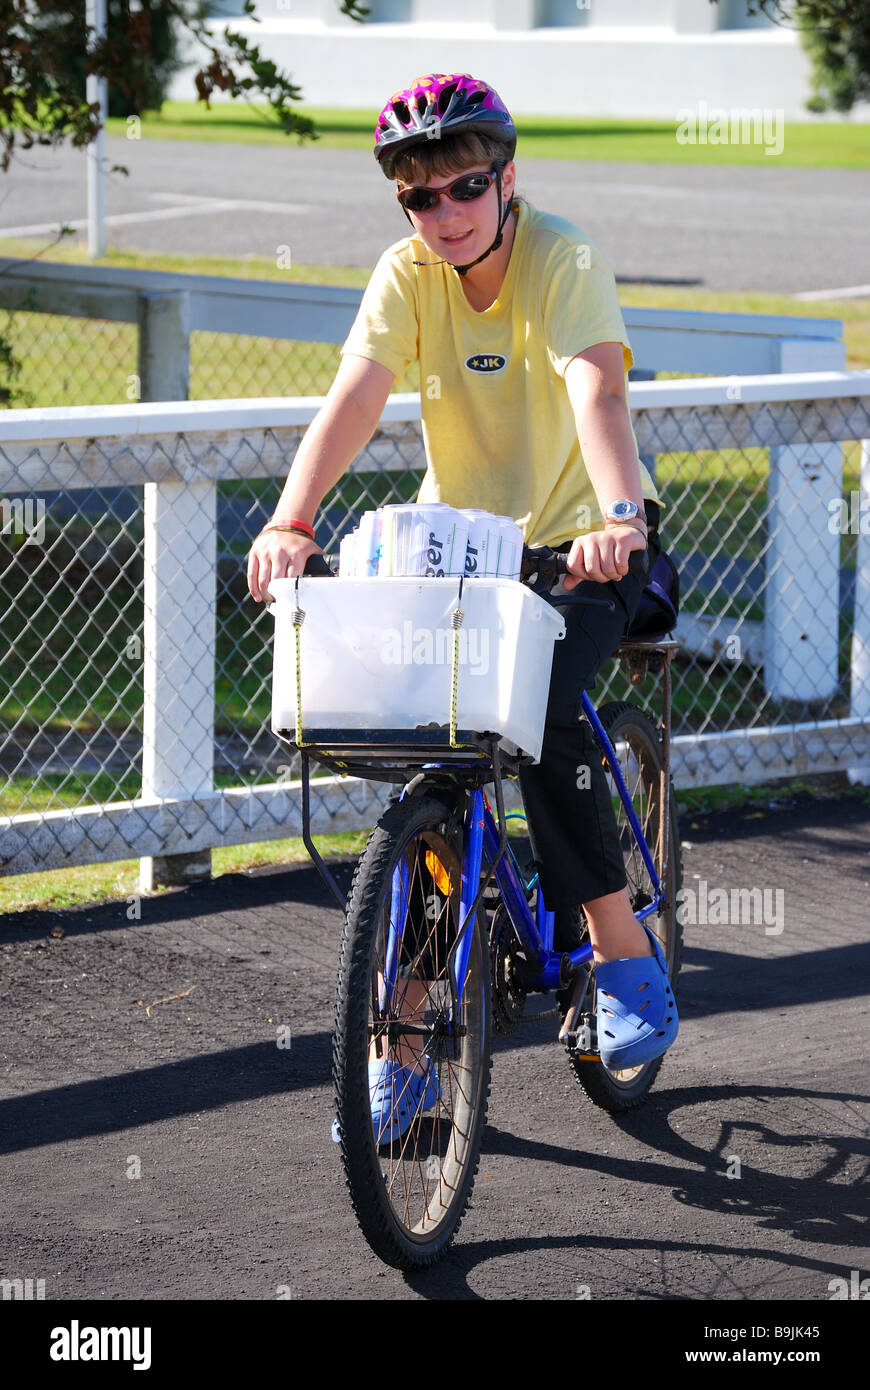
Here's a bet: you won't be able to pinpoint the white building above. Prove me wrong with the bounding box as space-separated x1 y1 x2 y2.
168 0 845 120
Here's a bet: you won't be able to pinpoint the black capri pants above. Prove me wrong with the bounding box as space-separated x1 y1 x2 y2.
517 508 661 951
393 507 661 975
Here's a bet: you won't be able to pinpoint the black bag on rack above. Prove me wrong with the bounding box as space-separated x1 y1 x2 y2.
625 546 680 642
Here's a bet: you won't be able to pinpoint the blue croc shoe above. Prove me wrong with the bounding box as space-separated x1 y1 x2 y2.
369 1057 440 1145
594 922 678 1070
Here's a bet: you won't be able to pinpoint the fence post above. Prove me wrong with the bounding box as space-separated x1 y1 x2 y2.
765 336 846 702
848 439 870 784
137 291 215 889
138 290 190 403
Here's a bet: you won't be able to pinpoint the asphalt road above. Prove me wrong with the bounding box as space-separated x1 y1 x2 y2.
1 790 868 1302
2 138 868 293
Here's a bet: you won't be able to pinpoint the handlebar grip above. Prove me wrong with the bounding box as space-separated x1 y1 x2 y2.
520 543 615 611
303 553 335 577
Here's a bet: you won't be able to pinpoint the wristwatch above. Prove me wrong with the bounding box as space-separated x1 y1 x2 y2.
604 499 648 540
605 500 641 523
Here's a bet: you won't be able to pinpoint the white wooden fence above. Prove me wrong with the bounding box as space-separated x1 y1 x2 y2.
1 371 869 884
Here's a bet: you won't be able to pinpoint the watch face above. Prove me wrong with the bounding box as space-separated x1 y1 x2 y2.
609 500 639 520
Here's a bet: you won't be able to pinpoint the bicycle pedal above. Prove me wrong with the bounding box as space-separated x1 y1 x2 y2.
560 1021 597 1054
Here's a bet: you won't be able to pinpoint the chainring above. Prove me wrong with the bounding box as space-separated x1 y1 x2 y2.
489 908 528 1035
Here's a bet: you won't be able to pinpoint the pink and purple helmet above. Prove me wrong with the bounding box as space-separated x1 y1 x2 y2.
374 73 516 164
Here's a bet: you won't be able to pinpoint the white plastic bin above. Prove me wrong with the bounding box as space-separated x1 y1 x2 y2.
269 576 566 763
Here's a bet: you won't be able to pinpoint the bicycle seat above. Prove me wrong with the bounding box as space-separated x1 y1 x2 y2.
616 637 681 685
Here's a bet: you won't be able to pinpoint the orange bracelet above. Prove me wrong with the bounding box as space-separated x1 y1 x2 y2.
260 524 315 541
264 517 314 536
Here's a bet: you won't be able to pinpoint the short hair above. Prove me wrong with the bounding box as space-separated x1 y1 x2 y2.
379 130 515 185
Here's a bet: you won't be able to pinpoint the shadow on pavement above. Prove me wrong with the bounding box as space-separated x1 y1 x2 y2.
403 1080 869 1299
0 1033 331 1156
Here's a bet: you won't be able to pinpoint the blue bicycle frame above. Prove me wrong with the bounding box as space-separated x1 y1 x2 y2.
387 688 665 1015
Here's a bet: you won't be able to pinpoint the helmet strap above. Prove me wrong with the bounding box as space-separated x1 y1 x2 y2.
454 163 512 276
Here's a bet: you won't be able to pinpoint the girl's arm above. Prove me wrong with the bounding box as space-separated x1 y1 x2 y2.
562 341 648 589
247 354 394 602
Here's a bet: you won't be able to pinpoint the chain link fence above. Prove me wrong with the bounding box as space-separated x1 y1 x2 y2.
1 378 869 877
0 309 355 409
0 307 137 409
0 267 418 409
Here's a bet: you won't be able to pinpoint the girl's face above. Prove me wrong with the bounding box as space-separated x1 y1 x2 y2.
397 161 516 267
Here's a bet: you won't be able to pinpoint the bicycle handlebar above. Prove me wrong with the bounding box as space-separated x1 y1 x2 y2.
301 544 613 609
518 545 616 610
301 553 334 578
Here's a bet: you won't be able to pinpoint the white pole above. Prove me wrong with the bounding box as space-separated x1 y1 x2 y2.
848 437 870 784
764 337 846 701
86 0 107 258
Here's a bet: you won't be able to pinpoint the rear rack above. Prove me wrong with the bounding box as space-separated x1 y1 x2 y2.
273 726 531 785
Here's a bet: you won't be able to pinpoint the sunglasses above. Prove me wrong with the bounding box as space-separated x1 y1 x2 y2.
396 168 499 214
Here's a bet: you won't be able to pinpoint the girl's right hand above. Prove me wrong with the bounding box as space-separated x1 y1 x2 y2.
247 530 323 604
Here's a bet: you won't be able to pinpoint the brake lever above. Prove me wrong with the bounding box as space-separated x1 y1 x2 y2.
520 544 564 597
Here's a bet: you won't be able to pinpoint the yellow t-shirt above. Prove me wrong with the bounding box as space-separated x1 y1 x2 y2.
340 196 659 548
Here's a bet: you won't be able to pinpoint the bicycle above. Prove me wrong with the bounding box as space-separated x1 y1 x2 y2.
274 545 682 1270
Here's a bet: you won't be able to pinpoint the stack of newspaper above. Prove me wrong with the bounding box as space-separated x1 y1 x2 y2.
338 504 524 581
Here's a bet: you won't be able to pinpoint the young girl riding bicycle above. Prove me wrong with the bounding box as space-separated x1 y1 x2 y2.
247 73 679 1136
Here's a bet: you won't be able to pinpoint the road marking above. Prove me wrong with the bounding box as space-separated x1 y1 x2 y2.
794 284 870 301
151 193 313 214
0 194 312 239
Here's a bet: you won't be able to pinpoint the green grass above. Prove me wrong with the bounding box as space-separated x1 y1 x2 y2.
676 775 870 818
102 102 870 169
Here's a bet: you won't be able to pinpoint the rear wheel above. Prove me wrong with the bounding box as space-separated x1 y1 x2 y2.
568 701 683 1112
333 791 491 1269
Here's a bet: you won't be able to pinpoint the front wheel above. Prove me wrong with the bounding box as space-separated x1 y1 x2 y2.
568 701 683 1112
333 792 491 1269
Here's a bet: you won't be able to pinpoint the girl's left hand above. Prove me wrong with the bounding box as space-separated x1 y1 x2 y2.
562 524 646 588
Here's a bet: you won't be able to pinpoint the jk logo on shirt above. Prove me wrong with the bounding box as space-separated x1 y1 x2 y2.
465 353 506 373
